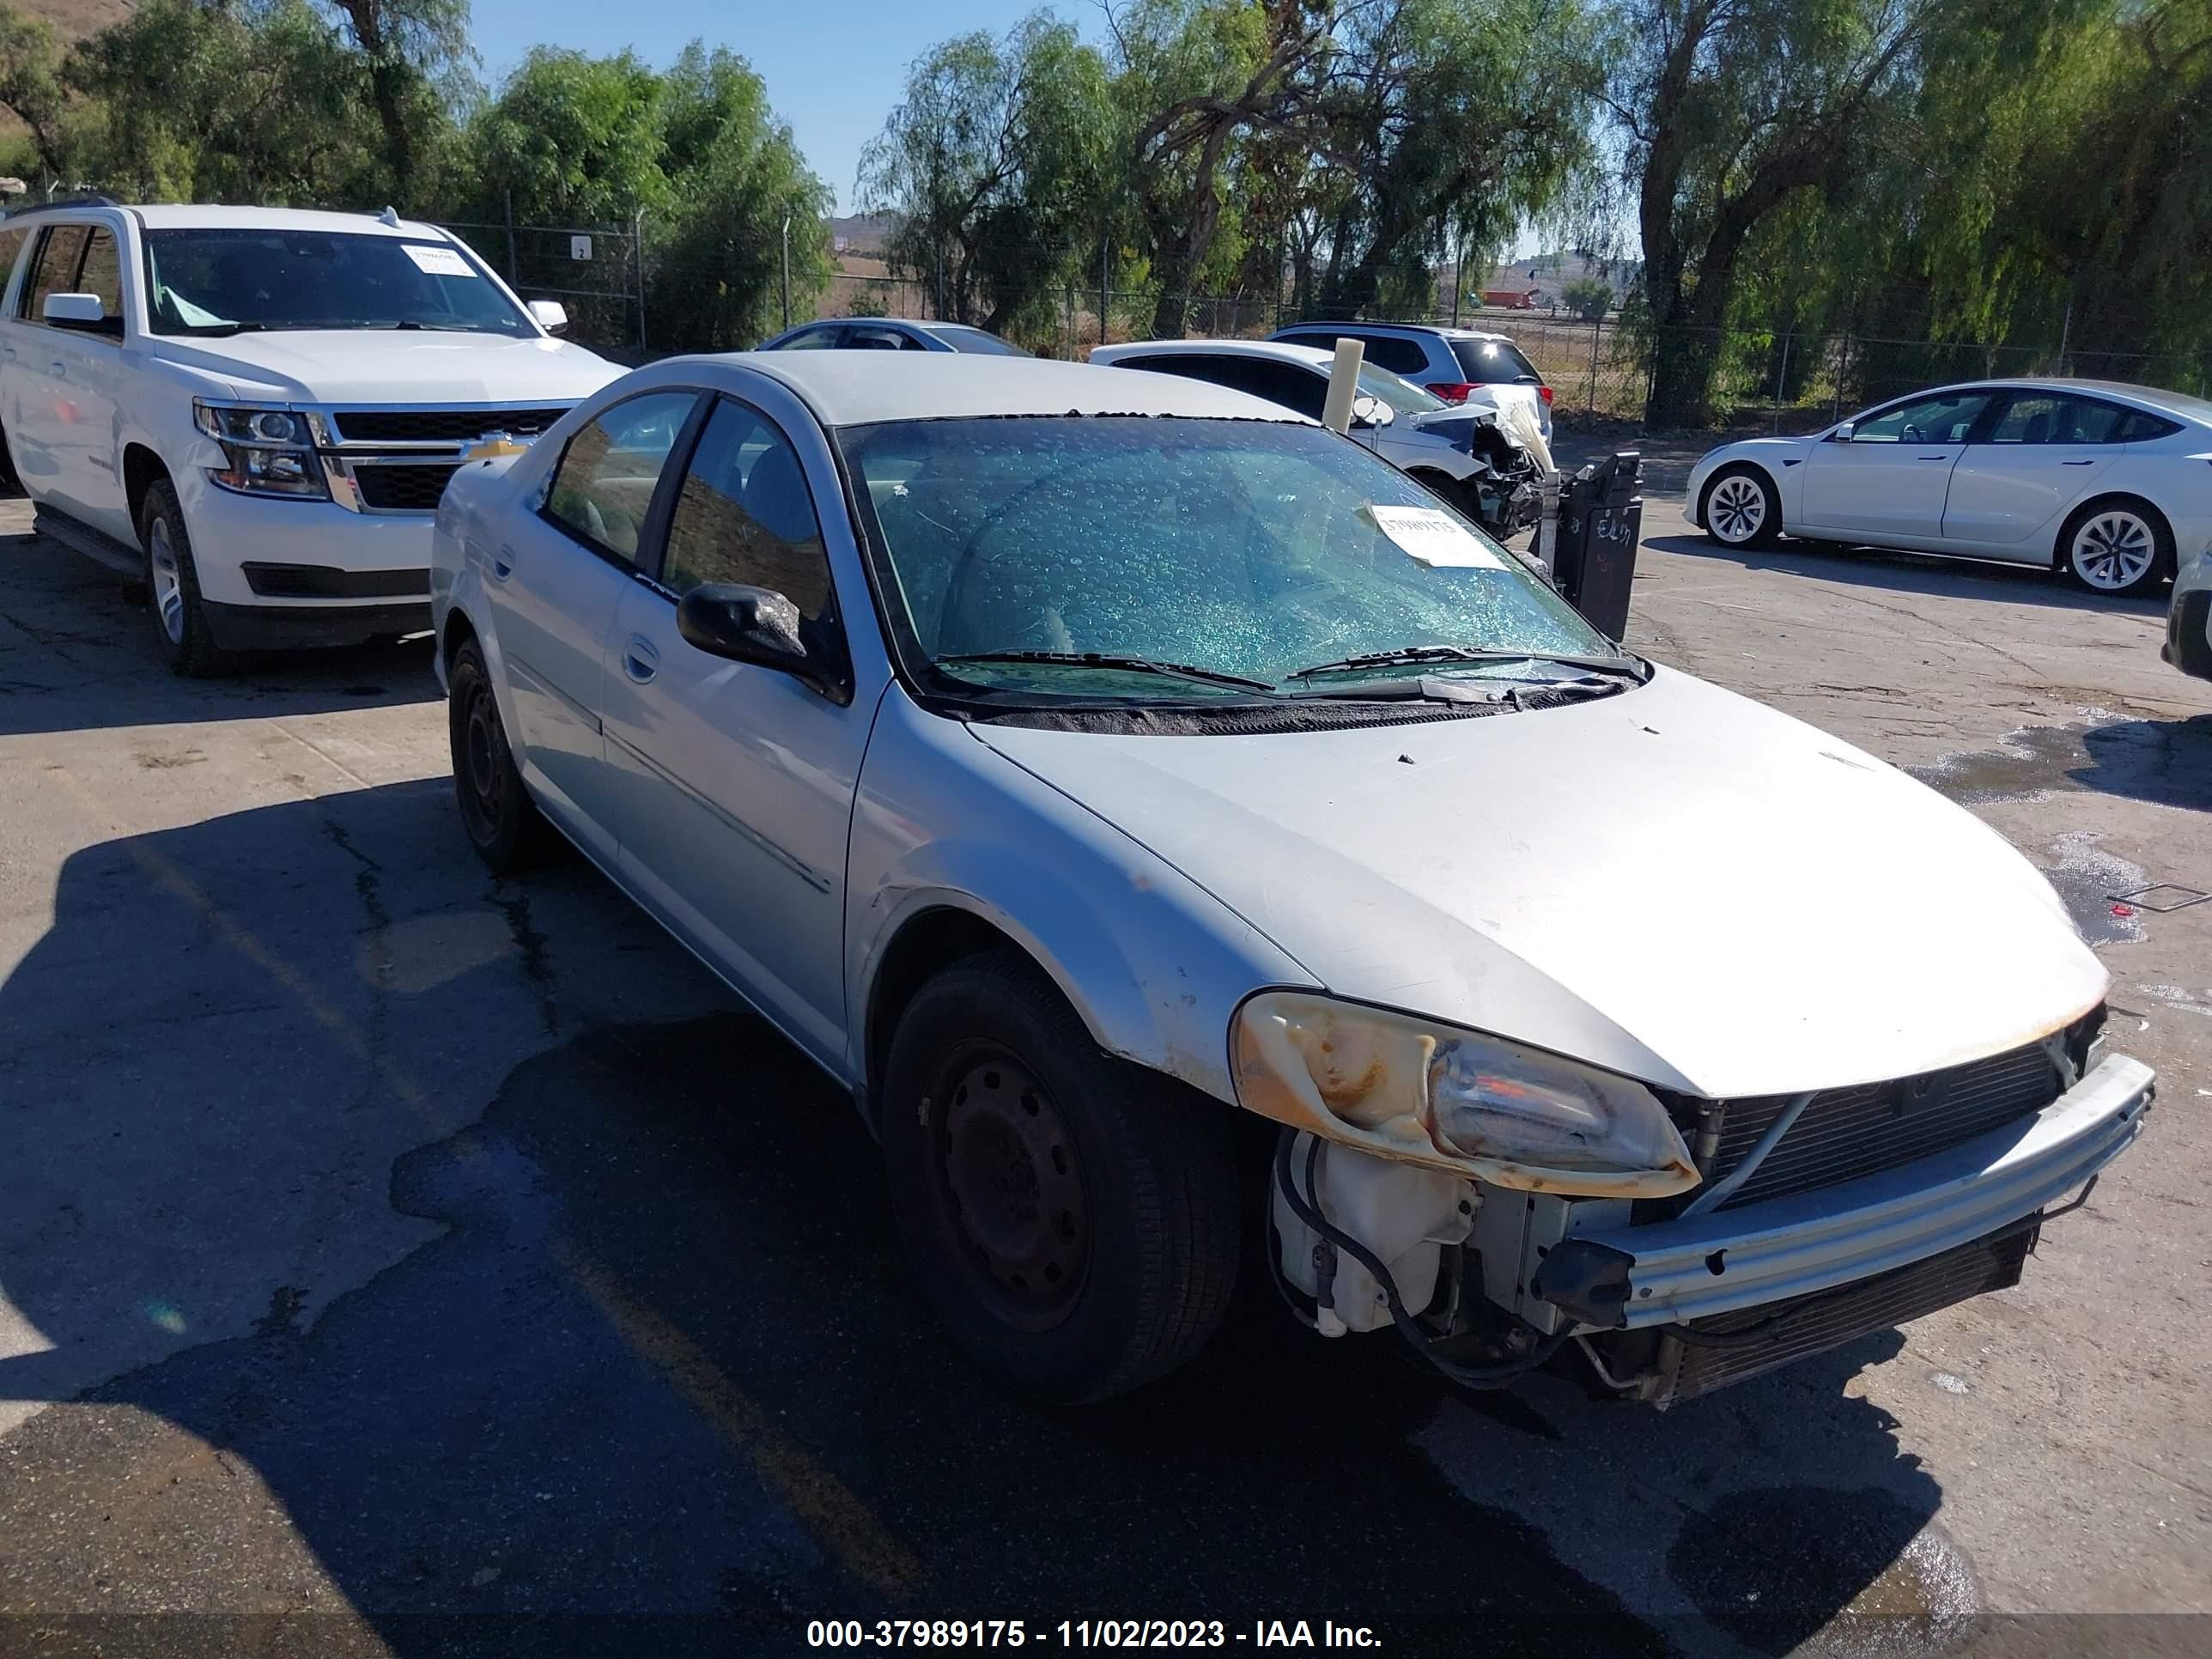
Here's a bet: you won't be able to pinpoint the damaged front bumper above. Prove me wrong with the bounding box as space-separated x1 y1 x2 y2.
1534 1053 2154 1332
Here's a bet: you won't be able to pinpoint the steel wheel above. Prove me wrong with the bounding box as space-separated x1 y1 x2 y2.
1704 467 1777 548
930 1044 1091 1331
2069 508 2158 592
457 674 510 847
446 639 550 873
148 514 185 646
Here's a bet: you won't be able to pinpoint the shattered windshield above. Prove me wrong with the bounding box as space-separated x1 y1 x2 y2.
840 416 1619 699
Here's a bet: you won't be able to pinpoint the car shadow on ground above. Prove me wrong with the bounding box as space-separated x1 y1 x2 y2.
1642 532 2172 619
0 780 1957 1658
0 526 441 735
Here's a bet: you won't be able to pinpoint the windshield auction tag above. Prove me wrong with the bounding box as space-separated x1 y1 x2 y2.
404 244 477 277
1365 504 1507 569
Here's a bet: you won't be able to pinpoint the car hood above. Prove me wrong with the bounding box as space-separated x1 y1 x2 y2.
972 666 2103 1099
153 331 622 406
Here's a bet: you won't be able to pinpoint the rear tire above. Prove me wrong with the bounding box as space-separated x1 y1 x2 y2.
1700 464 1781 549
2057 496 2170 597
138 478 236 678
447 638 550 874
881 949 1240 1401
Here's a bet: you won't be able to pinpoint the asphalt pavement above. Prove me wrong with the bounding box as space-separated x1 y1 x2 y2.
1 481 2208 1659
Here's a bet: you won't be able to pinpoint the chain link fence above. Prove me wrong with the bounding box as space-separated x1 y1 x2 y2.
441 210 649 358
441 218 2212 430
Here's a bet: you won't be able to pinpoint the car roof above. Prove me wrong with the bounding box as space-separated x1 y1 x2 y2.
715 351 1311 428
117 204 452 240
1889 377 2212 424
1276 321 1513 344
1094 338 1334 372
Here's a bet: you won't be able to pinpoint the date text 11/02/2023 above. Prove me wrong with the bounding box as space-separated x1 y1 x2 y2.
804 1620 1385 1648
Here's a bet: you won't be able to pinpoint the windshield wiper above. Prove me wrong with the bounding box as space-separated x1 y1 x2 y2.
1284 646 1643 683
185 322 274 337
937 650 1277 694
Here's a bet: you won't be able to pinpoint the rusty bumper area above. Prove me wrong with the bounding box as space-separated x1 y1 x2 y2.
1533 1053 2152 1333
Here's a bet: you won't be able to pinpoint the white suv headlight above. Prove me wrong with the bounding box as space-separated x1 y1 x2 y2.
194 402 328 499
1231 991 1698 1197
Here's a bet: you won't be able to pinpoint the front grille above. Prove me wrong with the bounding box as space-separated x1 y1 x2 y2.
1703 1042 2061 1211
240 562 429 599
332 407 569 442
1661 1222 2033 1405
355 464 462 512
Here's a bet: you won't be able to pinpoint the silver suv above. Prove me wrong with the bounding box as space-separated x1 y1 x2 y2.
1271 321 1553 441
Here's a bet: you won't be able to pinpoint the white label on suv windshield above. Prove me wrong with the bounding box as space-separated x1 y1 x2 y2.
1366 504 1506 569
404 244 477 277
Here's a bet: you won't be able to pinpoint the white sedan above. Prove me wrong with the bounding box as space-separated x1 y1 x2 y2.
428 353 2147 1405
1686 379 2212 597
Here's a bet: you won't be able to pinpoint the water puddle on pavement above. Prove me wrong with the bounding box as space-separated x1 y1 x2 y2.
1668 1487 1981 1657
1911 712 2212 814
1911 714 2212 946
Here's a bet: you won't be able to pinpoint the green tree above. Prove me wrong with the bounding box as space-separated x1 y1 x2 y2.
465 47 672 224
1603 0 2051 424
1114 0 1330 337
62 0 387 204
319 0 470 205
649 45 834 349
0 1 65 176
857 14 1115 333
1560 273 1612 319
1310 0 1600 319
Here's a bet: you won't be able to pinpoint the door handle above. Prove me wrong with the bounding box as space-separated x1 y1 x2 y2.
2061 459 2094 465
491 544 515 580
622 635 659 684
1916 453 1951 460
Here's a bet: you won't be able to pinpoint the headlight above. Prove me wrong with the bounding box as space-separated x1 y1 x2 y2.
194 402 328 499
1231 991 1698 1197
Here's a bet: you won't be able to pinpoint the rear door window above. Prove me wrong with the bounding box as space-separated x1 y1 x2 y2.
848 325 927 351
544 390 702 562
1347 332 1429 376
1450 337 1542 386
75 228 124 334
0 226 29 306
2116 409 2183 443
21 225 89 323
1121 354 1328 421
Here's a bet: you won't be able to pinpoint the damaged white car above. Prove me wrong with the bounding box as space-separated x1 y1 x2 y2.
432 353 2153 1407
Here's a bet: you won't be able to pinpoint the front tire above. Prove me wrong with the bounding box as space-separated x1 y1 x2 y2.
2057 497 2170 597
447 638 550 874
138 479 235 678
881 949 1240 1401
1700 464 1781 549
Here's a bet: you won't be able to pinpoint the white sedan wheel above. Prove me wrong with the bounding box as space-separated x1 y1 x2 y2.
2067 507 2159 593
1705 470 1774 547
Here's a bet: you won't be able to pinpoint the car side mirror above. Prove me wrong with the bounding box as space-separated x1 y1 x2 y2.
1351 393 1395 429
44 292 106 329
677 582 842 696
527 299 569 335
1832 421 1855 442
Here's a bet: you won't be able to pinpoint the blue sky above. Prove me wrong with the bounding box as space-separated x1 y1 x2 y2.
468 0 1044 214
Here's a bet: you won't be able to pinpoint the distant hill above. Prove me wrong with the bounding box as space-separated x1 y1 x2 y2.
830 213 895 256
20 0 133 42
1486 251 1640 303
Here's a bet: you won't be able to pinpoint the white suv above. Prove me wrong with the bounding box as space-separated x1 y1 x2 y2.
0 199 622 674
1269 321 1553 442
